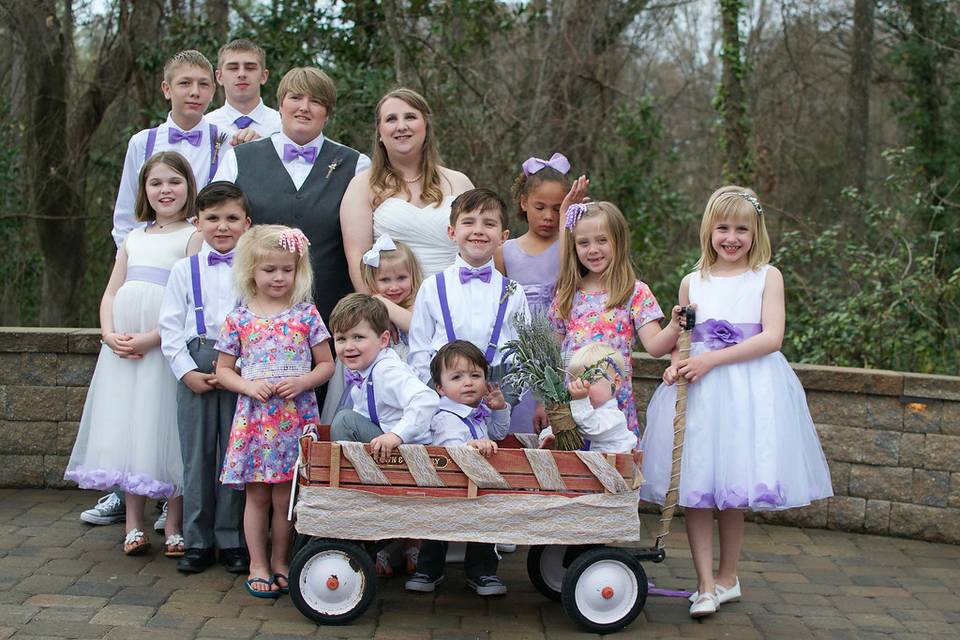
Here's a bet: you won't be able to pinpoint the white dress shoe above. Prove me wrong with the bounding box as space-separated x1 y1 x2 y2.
688 578 741 604
689 592 719 618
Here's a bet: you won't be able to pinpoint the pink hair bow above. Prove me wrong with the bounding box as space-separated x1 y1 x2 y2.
522 152 571 177
278 228 310 256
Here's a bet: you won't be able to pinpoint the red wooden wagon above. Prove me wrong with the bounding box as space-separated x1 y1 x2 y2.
289 428 666 633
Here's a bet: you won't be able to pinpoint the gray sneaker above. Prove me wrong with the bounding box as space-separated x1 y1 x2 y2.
466 575 507 596
80 493 125 525
153 501 168 532
405 572 444 593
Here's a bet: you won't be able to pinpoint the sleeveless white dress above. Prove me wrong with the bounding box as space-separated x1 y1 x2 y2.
639 265 833 511
65 226 195 499
372 195 457 278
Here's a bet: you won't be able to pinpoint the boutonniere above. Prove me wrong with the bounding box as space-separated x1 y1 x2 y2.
501 279 518 304
214 132 228 158
326 157 342 179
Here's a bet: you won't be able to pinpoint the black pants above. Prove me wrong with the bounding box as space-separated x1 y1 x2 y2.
416 540 498 580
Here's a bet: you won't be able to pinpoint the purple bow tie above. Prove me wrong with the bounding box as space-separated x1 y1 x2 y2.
459 266 492 284
344 369 364 388
470 403 491 424
233 115 254 130
207 252 234 267
283 143 318 164
168 127 202 146
522 152 571 177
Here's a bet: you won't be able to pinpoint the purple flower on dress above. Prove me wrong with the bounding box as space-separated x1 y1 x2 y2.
686 491 716 508
703 319 744 351
753 482 786 507
716 486 749 509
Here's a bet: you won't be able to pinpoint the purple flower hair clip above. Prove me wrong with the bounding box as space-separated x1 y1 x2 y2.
278 228 310 256
564 202 590 231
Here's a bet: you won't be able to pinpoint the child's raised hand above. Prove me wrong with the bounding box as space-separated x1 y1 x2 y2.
469 438 499 457
370 432 402 463
484 383 507 411
276 375 313 400
559 175 590 220
662 364 680 386
567 378 590 401
183 370 216 394
245 380 275 402
677 353 716 384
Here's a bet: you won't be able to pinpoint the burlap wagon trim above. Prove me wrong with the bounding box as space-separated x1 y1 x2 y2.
513 433 540 449
575 450 629 493
522 448 567 491
445 446 511 489
397 444 445 487
339 441 390 485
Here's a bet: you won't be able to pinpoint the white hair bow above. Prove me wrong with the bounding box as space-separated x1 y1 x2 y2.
362 234 397 268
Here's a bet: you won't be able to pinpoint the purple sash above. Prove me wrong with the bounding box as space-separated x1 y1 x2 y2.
436 272 510 364
691 319 762 351
125 265 170 286
189 255 206 338
144 124 221 184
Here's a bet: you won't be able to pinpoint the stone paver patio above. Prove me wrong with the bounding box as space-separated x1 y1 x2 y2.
0 489 958 639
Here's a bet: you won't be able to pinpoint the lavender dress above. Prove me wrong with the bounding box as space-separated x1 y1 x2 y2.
502 238 560 432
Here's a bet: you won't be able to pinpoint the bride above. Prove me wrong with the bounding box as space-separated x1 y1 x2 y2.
341 88 474 287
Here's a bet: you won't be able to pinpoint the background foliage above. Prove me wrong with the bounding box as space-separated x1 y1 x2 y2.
0 0 958 375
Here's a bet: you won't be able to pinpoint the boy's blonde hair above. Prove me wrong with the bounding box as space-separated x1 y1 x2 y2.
276 67 336 114
568 342 626 387
217 38 266 69
163 50 214 83
554 201 636 318
696 185 771 274
359 240 424 310
135 152 197 222
233 225 313 305
370 88 444 208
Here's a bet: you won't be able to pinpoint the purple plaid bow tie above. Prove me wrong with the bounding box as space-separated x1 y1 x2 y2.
207 252 233 267
168 128 202 146
470 403 491 424
233 115 254 130
344 369 364 388
283 143 318 164
459 266 492 284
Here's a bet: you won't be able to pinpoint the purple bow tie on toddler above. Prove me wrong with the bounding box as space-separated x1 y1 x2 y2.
459 266 492 284
168 128 202 146
344 369 364 388
283 144 318 164
233 115 254 130
207 252 234 267
469 403 491 425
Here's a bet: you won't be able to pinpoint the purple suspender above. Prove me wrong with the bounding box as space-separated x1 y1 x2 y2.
437 410 480 440
189 255 206 339
365 359 384 427
144 124 220 185
435 272 510 364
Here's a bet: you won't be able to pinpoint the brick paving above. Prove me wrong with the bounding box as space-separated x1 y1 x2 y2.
1 489 958 639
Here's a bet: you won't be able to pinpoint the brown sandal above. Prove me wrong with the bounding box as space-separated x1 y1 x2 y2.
164 534 185 558
123 529 151 555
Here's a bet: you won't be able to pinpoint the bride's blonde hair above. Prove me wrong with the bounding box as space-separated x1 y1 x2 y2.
370 88 445 208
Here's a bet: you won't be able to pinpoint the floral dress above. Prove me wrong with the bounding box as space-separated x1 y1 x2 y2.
548 281 664 435
216 302 330 485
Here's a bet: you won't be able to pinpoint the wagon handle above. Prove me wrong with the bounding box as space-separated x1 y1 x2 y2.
654 306 695 549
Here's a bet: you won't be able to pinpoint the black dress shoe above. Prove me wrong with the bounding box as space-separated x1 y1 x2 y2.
177 547 215 574
219 547 250 574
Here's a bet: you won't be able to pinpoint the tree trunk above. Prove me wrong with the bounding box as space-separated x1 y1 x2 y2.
717 0 752 185
206 0 229 45
901 0 945 185
846 0 873 193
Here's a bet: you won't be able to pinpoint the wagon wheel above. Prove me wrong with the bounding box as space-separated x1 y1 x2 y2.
527 545 568 601
289 539 376 625
560 547 647 634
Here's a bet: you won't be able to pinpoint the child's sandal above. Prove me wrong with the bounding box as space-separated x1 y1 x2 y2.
123 529 151 555
375 550 393 577
163 534 185 558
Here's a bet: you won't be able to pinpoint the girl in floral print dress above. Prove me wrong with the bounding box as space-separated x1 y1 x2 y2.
216 225 334 598
548 199 681 437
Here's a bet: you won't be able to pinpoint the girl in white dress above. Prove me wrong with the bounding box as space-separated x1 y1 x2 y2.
65 152 202 556
639 185 833 619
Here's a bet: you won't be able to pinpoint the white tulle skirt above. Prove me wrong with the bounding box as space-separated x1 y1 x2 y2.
639 347 833 511
64 281 183 499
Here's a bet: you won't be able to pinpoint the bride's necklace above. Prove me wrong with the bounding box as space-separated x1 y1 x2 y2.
402 172 422 184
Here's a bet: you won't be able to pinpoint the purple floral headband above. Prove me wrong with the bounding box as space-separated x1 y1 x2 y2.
522 152 571 177
278 228 310 256
564 202 591 231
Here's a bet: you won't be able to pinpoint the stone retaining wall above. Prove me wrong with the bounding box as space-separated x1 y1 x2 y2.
0 327 957 543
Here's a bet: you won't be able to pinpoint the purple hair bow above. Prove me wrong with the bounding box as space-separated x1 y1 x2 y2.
522 152 571 177
564 203 589 230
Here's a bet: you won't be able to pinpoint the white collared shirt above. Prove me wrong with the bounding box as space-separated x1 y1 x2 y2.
430 396 511 446
407 255 530 383
158 242 240 380
346 348 438 444
206 99 282 138
214 131 371 190
112 114 225 247
538 397 637 453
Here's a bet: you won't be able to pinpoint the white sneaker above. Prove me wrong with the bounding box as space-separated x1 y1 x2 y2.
689 592 719 618
153 501 168 532
688 578 741 604
80 493 125 525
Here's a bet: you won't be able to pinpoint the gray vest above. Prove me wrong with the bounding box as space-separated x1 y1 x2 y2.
234 137 359 324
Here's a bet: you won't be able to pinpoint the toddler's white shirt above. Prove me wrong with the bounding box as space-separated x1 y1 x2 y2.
430 396 511 446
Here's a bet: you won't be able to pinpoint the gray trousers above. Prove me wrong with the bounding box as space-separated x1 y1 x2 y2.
177 338 244 550
330 409 383 443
